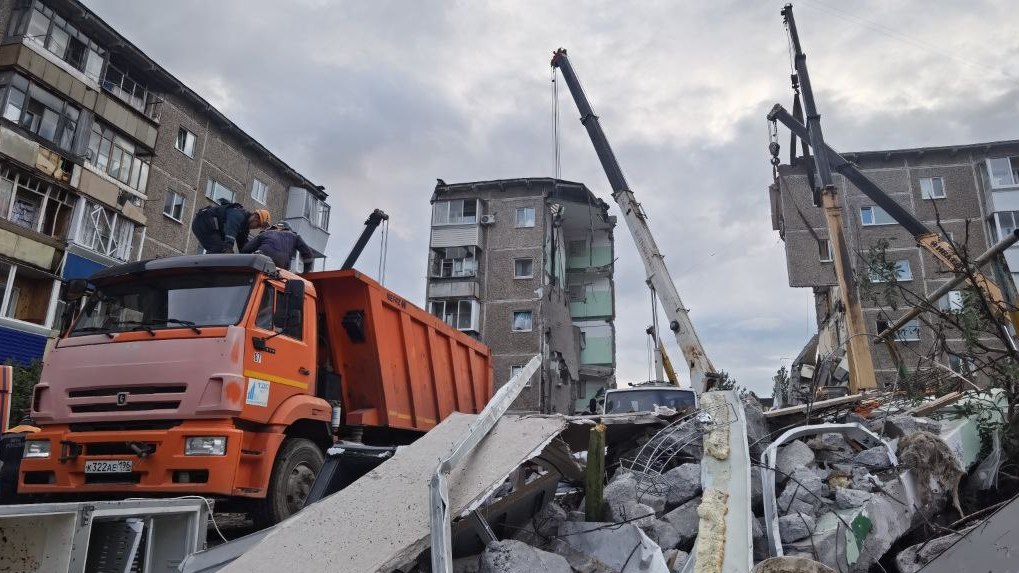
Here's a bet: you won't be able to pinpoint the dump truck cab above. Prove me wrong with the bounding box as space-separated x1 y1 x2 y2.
21 255 329 524
601 384 698 414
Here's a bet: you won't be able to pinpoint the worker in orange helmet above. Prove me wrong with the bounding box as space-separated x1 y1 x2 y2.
191 198 271 254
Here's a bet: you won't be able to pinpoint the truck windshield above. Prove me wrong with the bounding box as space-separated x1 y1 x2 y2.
604 388 697 414
71 272 255 336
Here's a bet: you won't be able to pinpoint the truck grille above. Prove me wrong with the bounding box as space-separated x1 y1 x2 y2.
69 385 186 398
85 472 142 485
85 442 158 456
71 401 180 413
70 420 181 432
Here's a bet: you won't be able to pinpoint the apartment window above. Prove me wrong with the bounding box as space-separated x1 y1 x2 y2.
0 165 75 239
994 211 1019 241
175 127 196 157
87 121 150 193
938 290 964 312
429 298 478 331
515 207 535 228
919 177 946 199
510 365 533 386
7 2 107 82
514 258 533 278
869 260 912 283
430 246 477 278
986 157 1019 189
102 60 157 117
876 319 920 342
77 200 135 261
163 190 186 222
303 193 330 231
512 310 533 332
0 261 57 327
860 205 895 226
252 178 268 204
432 199 479 226
818 239 833 262
205 179 235 203
948 353 974 375
0 72 80 151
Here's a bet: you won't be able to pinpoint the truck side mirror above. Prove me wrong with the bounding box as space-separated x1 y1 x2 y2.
272 279 305 329
62 279 90 302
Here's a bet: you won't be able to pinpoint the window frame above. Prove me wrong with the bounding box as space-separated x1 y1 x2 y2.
860 205 895 226
877 318 921 342
986 157 1019 189
428 298 479 332
513 257 534 279
869 260 912 283
515 206 536 228
430 246 478 278
511 310 533 332
162 190 186 222
938 289 964 312
175 127 196 158
818 238 833 262
919 176 946 200
251 178 268 205
432 199 480 226
205 179 235 203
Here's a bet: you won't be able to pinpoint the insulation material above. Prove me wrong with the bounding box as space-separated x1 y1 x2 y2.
693 488 729 573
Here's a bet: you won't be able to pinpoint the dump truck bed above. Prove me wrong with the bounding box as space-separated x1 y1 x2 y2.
307 269 493 432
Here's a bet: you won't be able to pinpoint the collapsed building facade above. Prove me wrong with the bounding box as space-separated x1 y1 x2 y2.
770 141 1019 402
426 178 617 414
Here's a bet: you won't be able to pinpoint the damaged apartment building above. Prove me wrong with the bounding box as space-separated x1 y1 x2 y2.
426 178 616 414
0 0 330 364
771 139 1019 396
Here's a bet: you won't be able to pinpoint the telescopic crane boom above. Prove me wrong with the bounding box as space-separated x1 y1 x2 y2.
551 48 719 394
341 208 389 270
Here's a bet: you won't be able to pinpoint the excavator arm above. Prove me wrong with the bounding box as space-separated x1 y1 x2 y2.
551 48 719 394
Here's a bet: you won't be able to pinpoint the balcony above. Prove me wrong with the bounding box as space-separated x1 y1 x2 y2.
283 186 330 256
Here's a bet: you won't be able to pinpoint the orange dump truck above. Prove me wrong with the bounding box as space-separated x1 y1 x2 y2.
19 255 492 525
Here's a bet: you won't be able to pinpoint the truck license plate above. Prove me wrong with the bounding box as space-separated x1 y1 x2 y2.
85 460 133 473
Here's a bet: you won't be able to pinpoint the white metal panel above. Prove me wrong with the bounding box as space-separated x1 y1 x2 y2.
427 280 479 299
990 189 1019 212
430 225 480 248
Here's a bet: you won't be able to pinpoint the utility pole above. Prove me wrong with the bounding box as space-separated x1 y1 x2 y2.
781 5 877 392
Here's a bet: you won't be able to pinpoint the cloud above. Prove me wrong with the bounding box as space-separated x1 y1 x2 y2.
85 0 1018 398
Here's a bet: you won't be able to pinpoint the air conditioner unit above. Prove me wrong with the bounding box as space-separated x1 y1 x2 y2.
479 214 496 225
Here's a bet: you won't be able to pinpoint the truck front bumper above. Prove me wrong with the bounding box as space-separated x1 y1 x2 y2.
18 421 258 497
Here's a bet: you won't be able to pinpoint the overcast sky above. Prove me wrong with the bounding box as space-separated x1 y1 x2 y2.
87 0 1018 396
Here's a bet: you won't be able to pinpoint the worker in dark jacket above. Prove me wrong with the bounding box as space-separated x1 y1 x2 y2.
191 200 271 254
242 222 316 271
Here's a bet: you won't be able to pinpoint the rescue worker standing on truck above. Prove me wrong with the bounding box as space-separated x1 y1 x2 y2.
242 221 316 271
191 199 271 254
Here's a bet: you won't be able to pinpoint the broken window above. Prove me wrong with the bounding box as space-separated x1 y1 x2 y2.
0 262 56 327
515 207 535 228
860 205 895 226
876 318 920 342
0 165 75 239
0 72 80 152
512 310 533 332
432 199 479 226
303 193 330 231
77 200 135 261
205 179 235 203
428 298 478 331
101 59 158 118
919 177 946 199
6 2 107 82
175 127 196 157
87 120 150 193
513 258 533 278
430 246 477 278
818 239 833 262
163 190 186 222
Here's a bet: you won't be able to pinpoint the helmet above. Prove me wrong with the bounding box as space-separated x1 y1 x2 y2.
253 209 271 227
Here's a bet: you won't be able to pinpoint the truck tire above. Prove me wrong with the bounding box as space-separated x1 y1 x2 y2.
251 438 324 528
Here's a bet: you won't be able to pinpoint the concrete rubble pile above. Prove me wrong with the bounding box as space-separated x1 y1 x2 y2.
191 390 1016 573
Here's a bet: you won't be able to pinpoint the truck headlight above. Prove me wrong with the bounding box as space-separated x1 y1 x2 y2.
23 440 51 458
184 437 227 456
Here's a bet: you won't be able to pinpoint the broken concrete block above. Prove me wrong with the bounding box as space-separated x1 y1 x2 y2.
834 487 872 510
752 556 837 572
479 539 571 573
743 395 771 457
664 548 689 572
547 539 616 573
608 499 657 528
558 521 671 572
605 472 666 516
894 526 974 573
776 440 815 483
453 555 482 573
750 466 764 513
567 510 586 522
641 518 681 551
662 463 701 506
850 466 876 492
514 502 568 546
661 497 700 549
852 446 892 470
752 517 769 562
778 513 815 543
777 467 826 515
883 415 940 438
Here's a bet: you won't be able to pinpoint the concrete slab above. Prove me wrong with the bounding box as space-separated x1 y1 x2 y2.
221 413 569 573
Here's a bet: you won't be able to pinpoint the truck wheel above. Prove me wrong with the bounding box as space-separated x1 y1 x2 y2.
251 438 324 528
